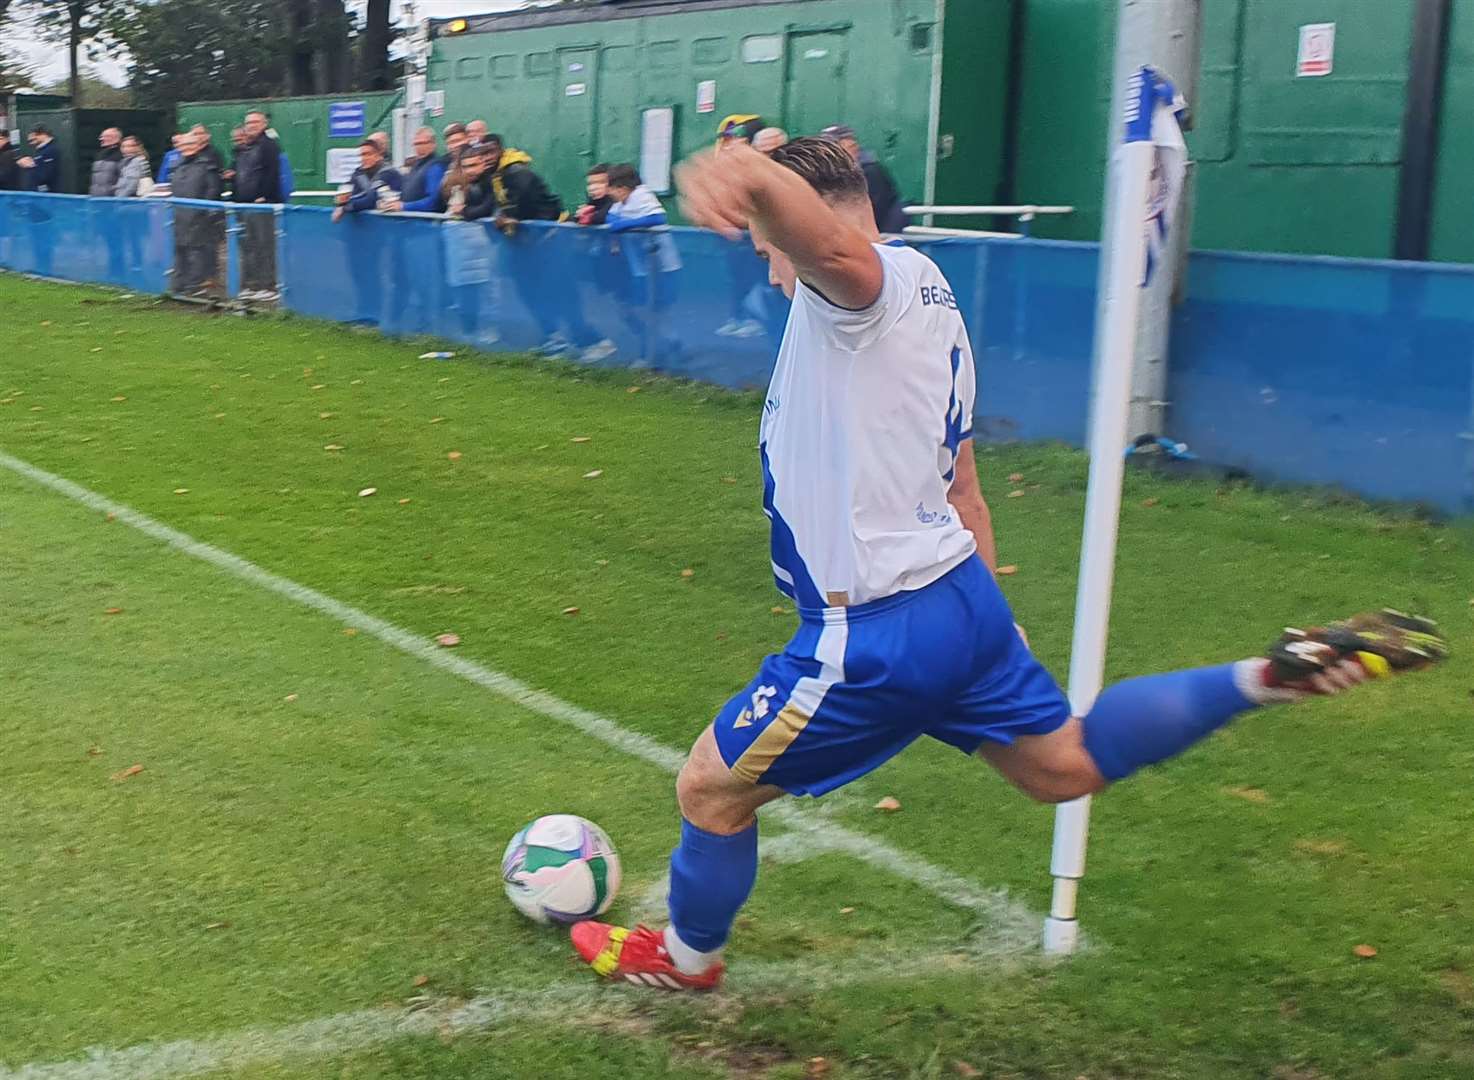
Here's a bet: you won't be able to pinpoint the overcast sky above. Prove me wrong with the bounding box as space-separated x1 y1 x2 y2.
5 0 542 89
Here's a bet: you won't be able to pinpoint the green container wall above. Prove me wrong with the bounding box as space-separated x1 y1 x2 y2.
933 0 1014 216
426 0 945 216
1431 0 1474 263
11 106 173 195
177 91 403 194
1015 0 1424 260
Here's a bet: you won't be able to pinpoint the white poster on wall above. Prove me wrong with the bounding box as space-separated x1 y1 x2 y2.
1297 23 1335 77
641 107 676 194
696 80 717 114
326 148 360 184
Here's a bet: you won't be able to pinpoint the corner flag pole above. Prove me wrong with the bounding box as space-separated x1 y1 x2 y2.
1042 67 1187 956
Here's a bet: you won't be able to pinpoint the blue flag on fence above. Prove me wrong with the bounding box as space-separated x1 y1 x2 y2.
1122 66 1187 287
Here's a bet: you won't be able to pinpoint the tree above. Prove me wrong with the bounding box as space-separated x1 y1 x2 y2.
108 0 292 109
37 73 129 106
25 0 127 103
356 0 392 91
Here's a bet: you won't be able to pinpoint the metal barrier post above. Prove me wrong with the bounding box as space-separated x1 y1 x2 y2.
274 206 286 306
225 208 243 298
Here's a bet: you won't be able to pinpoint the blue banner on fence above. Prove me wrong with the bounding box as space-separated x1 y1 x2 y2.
328 102 367 139
1 191 1470 514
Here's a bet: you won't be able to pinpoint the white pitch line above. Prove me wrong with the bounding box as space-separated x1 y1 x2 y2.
0 942 1038 1080
0 450 1043 944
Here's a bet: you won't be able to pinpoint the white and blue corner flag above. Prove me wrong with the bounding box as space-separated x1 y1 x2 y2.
1122 65 1188 286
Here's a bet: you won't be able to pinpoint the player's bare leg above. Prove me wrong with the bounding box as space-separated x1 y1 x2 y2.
570 726 781 990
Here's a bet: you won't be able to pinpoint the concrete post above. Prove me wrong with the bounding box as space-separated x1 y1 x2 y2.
1104 0 1202 441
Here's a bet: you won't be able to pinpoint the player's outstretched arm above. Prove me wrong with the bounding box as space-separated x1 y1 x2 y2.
676 143 882 310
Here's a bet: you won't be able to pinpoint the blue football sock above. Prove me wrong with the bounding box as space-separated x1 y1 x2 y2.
1081 662 1257 782
667 817 758 954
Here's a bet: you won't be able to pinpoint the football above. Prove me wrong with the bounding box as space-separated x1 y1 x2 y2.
501 814 622 924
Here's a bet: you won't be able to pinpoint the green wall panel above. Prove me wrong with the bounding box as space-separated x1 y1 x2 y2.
1431 0 1474 263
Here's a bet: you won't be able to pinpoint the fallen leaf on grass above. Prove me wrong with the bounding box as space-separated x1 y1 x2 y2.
89 347 103 353
1353 944 1378 959
436 633 461 648
111 395 127 402
839 906 856 915
324 444 344 452
111 764 144 782
627 386 641 394
30 405 43 411
771 606 789 615
571 436 592 444
1007 489 1026 498
583 469 603 479
397 498 412 505
1007 473 1025 483
680 568 695 579
996 565 1018 576
562 606 580 616
720 477 738 485
430 416 445 424
173 488 189 495
105 513 115 522
1294 838 1346 856
205 921 231 930
874 796 901 812
319 411 335 419
1225 785 1271 804
40 320 51 326
412 974 430 988
310 384 326 390
284 693 298 702
954 1063 983 1079
805 1059 830 1079
342 627 358 637
351 379 364 386
1142 497 1160 508
104 607 123 615
595 559 609 567
213 413 225 419
86 746 103 757
446 451 462 461
358 487 377 497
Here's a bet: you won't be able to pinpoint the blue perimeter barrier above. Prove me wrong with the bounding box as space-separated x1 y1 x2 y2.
2 192 1471 514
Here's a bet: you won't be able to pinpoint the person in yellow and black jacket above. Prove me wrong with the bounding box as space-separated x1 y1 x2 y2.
484 135 563 228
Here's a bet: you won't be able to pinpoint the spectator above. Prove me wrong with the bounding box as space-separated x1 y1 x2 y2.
391 127 444 213
576 163 613 225
0 130 22 191
442 122 469 163
156 134 185 184
170 131 223 295
369 130 390 157
331 138 402 223
218 127 242 178
605 162 683 364
752 127 789 154
456 145 498 221
114 136 151 196
88 127 123 196
21 125 61 192
233 110 283 301
820 124 908 234
466 120 489 148
715 114 764 147
483 134 562 227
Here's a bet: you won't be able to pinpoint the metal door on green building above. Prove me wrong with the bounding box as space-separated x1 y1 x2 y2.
555 46 598 194
785 30 848 138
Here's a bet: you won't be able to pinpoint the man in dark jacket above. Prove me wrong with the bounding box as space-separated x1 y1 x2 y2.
0 131 23 191
331 139 402 325
170 131 224 295
484 135 562 226
388 127 444 214
233 110 283 299
88 127 123 196
457 145 499 222
821 124 909 234
21 126 61 192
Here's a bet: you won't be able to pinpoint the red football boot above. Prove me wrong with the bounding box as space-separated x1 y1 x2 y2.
570 921 724 990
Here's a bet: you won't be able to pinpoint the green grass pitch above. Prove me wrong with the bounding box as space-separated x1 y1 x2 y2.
1 273 1472 1079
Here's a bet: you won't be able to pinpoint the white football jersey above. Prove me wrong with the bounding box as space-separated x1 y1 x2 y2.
760 241 978 609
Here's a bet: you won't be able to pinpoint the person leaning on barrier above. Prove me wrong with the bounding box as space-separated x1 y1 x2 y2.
157 134 185 185
483 134 562 231
454 145 498 221
114 136 152 197
0 130 22 191
170 131 223 295
387 127 444 214
466 120 489 149
576 163 613 226
332 139 402 224
20 126 61 192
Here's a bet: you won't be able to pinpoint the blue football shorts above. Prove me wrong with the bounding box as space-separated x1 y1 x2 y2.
713 555 1071 796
